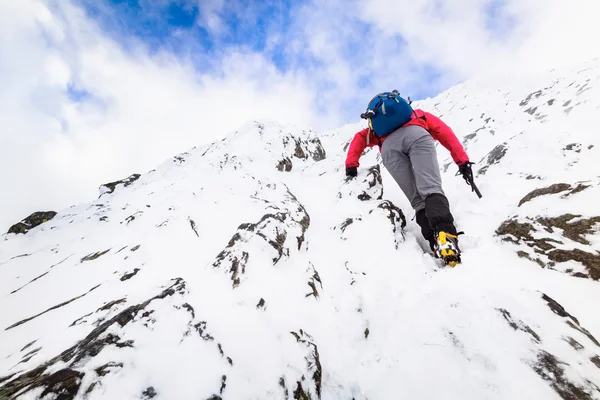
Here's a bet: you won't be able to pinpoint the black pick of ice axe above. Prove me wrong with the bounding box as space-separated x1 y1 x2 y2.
457 162 483 199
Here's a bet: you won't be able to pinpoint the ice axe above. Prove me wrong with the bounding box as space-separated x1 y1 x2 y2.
456 162 483 198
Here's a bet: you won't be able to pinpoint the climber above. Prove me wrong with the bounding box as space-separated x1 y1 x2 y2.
345 91 473 266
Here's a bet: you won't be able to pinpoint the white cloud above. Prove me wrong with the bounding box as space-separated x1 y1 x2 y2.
0 0 317 230
194 0 226 35
355 0 600 79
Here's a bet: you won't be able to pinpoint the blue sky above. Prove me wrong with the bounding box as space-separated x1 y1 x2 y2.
71 0 527 117
79 0 299 71
73 0 452 118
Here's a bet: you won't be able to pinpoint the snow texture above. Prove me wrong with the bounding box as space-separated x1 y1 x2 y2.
1 59 600 399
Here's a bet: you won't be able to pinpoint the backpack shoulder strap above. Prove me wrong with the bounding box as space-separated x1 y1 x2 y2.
412 109 427 121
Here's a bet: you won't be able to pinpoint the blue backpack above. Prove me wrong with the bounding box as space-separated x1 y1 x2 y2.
360 91 414 137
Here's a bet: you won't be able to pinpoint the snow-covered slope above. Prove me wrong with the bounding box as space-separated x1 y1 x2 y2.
1 59 600 400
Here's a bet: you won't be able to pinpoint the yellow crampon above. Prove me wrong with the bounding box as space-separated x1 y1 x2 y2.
436 231 461 267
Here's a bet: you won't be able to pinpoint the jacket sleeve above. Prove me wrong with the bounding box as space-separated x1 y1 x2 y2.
345 128 371 168
422 111 469 165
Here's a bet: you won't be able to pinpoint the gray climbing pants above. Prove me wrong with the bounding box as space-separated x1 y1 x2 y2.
381 124 457 239
381 125 444 211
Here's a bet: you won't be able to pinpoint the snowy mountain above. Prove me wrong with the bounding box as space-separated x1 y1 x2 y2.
1 58 600 400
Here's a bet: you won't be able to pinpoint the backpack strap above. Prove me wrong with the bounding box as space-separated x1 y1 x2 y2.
413 109 427 121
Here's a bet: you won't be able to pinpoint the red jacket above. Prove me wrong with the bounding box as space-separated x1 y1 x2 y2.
345 109 469 168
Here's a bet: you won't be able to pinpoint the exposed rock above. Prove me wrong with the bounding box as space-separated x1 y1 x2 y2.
97 298 127 312
120 268 140 281
294 140 307 159
20 347 42 364
95 362 124 377
305 264 323 299
277 157 293 172
525 106 538 115
279 377 290 398
256 298 266 310
542 293 600 347
342 140 351 152
142 386 158 399
373 200 407 233
0 279 186 399
516 251 545 268
292 136 326 162
564 143 582 152
548 250 600 280
358 165 383 201
11 271 50 294
7 211 57 235
564 184 591 197
81 249 111 263
290 330 322 400
478 143 507 174
309 138 326 161
532 350 598 400
220 375 227 395
339 164 384 201
518 183 571 207
213 187 309 288
99 173 141 196
565 337 584 351
5 284 102 331
519 90 543 107
497 308 541 343
337 218 359 233
189 218 200 237
20 340 38 352
496 215 600 280
536 214 600 245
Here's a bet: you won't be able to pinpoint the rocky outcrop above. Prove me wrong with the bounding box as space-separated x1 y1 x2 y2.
212 186 310 288
518 182 591 207
338 164 383 201
277 134 326 172
478 143 507 175
495 293 600 400
7 211 57 235
99 173 141 196
286 135 326 163
334 199 406 250
0 279 186 399
1 278 233 399
286 330 322 400
497 215 600 280
497 180 600 280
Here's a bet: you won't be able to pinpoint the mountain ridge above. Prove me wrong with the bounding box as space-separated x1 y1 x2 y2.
1 59 600 399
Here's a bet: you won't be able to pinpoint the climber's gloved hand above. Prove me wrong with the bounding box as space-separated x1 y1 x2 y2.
346 166 357 178
457 161 475 185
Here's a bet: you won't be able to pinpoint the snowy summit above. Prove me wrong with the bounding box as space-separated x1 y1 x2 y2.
1 59 600 399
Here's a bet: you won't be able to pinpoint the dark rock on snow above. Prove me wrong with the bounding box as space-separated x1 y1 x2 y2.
0 279 186 400
496 214 600 280
7 211 57 235
99 173 141 196
518 182 591 207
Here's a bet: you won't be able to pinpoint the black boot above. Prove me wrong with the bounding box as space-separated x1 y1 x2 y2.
424 193 461 266
424 193 457 235
415 208 436 252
